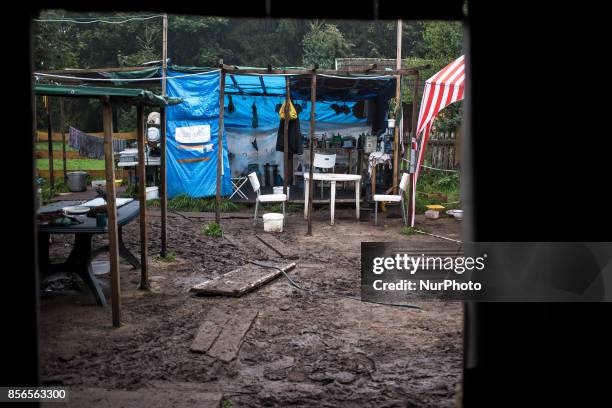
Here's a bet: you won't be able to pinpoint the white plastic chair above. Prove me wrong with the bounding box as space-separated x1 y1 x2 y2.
373 173 409 226
313 153 336 197
248 172 287 226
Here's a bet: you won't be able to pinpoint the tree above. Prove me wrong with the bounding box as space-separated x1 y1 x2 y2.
302 21 353 69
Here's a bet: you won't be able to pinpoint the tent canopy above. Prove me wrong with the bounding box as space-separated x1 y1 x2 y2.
34 84 181 106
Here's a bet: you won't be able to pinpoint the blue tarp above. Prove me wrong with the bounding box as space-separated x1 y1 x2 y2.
165 69 232 198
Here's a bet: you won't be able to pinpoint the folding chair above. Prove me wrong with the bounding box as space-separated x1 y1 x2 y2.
248 172 287 226
373 172 409 226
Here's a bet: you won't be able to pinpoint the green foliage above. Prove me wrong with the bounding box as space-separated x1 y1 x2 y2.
202 222 223 237
155 252 176 262
302 20 353 68
39 178 70 204
401 226 429 236
413 171 461 214
147 194 245 213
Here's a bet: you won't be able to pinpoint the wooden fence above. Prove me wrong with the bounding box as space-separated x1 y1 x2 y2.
422 131 460 170
401 129 460 171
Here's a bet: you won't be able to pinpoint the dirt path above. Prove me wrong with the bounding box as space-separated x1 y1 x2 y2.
39 208 463 407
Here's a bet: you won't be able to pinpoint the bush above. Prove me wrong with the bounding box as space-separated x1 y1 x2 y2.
202 222 223 237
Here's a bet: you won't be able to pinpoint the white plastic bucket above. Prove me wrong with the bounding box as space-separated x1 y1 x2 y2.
273 186 290 200
387 118 396 128
146 186 159 200
263 213 284 232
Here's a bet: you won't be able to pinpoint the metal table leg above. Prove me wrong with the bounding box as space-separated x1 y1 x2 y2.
330 181 336 225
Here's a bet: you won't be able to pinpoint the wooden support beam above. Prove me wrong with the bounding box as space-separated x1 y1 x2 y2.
408 71 420 227
136 105 149 290
283 77 290 195
160 107 167 257
38 66 152 75
307 74 316 236
160 14 169 257
392 20 403 194
229 74 245 94
45 96 54 190
59 97 67 182
219 64 423 77
102 100 121 327
215 70 226 224
258 76 268 95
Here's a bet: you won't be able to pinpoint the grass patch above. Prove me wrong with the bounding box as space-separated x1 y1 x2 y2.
400 226 429 236
413 171 460 214
155 252 176 262
266 202 301 213
221 400 232 408
36 158 105 171
202 222 223 237
35 141 76 152
147 194 245 213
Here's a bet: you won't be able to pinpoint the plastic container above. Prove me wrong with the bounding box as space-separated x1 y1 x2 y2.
263 213 284 232
425 210 440 219
67 171 87 192
273 186 290 200
387 118 396 128
146 186 159 200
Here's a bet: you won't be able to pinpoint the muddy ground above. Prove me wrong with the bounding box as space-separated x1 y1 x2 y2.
39 206 463 407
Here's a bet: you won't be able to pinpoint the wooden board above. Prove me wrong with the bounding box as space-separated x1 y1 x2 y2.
190 307 231 354
256 234 298 259
190 262 296 297
206 309 259 363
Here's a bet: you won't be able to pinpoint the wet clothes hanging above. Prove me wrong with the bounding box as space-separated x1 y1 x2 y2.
276 117 303 157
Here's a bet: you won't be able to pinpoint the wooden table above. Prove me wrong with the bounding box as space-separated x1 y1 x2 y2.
303 173 361 225
37 200 141 306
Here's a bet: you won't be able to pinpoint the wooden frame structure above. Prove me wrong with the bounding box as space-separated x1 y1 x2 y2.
213 61 427 235
34 85 174 327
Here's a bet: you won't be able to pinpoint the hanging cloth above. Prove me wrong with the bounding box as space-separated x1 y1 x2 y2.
251 102 258 128
279 99 298 120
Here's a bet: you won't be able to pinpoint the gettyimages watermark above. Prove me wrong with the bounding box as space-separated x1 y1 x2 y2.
361 242 612 303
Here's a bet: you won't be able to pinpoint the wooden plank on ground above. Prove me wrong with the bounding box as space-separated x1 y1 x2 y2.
256 234 298 259
190 307 232 354
206 309 259 363
190 262 296 297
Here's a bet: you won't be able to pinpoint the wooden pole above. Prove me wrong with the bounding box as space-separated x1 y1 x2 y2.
307 73 316 236
45 96 54 190
102 99 121 327
160 13 168 257
408 72 420 226
60 97 67 182
283 76 290 194
162 14 168 96
136 105 149 290
160 107 167 257
392 19 403 194
215 70 226 224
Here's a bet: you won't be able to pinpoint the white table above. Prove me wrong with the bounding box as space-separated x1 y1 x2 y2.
303 173 361 225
